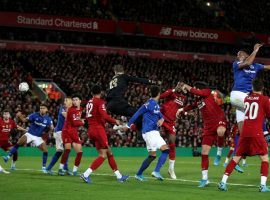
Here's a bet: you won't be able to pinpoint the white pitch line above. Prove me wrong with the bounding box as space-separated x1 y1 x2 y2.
13 168 257 187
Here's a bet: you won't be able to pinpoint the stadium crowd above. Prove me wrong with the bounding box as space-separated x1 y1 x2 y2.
1 49 270 148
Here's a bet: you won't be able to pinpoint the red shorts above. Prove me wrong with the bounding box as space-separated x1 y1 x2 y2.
62 130 81 144
88 127 108 150
0 140 13 151
162 121 176 135
235 137 268 156
202 134 218 146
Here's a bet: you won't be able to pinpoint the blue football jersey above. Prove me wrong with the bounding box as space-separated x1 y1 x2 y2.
27 112 53 137
232 61 264 93
128 99 163 134
54 106 66 132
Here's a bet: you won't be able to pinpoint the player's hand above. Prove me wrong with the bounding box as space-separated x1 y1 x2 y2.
157 118 164 127
254 43 263 52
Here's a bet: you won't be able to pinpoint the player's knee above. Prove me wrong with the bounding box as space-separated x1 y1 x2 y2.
217 127 226 137
148 155 156 162
261 155 269 162
161 149 170 155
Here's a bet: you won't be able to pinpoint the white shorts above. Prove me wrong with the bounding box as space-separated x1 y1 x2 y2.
142 130 166 152
25 132 44 147
53 131 64 151
230 91 248 123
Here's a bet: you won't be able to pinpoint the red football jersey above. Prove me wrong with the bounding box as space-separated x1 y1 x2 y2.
0 118 17 141
242 93 270 138
229 124 239 139
63 106 84 133
86 97 116 127
160 89 186 122
183 88 226 130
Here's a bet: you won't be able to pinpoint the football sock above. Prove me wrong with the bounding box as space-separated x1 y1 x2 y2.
90 156 105 171
137 155 156 175
227 149 234 159
154 149 169 172
60 149 71 165
217 147 222 156
47 151 62 170
8 144 19 157
42 152 48 167
169 159 175 170
64 156 69 170
202 170 208 180
12 151 18 162
83 168 93 177
114 170 122 179
74 152 83 167
261 161 269 185
201 155 209 170
169 143 176 160
107 154 118 171
225 159 237 176
242 158 247 165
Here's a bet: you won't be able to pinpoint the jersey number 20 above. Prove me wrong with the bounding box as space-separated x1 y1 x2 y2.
244 102 259 120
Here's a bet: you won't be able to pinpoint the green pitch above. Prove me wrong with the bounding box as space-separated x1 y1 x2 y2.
0 156 269 200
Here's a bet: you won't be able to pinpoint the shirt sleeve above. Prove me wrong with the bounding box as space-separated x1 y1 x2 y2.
127 75 151 84
127 104 148 127
160 89 174 99
99 102 116 124
28 113 36 122
254 62 265 72
190 88 211 97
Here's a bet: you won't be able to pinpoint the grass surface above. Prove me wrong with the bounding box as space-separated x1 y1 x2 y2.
0 156 269 200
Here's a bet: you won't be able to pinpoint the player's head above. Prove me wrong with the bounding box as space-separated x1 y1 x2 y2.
150 85 160 99
91 84 102 96
252 78 264 92
237 49 249 62
194 81 208 89
72 94 82 107
39 103 48 115
64 97 72 108
113 64 124 74
2 110 10 120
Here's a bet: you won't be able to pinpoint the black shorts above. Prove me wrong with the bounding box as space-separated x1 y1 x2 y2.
106 99 137 117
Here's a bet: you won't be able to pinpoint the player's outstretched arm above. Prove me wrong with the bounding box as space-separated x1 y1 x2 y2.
16 125 27 132
127 75 161 85
263 65 270 70
127 104 147 128
99 103 117 124
238 43 263 69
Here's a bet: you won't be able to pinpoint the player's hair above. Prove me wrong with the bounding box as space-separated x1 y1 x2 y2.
194 81 209 89
40 103 48 108
150 85 160 97
238 49 249 54
72 94 82 100
113 64 124 73
252 78 264 92
3 109 10 113
91 84 102 95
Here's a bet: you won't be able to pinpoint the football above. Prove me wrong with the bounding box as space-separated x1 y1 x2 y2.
19 82 29 92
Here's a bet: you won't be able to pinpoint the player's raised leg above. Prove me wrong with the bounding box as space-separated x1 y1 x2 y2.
213 136 224 166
